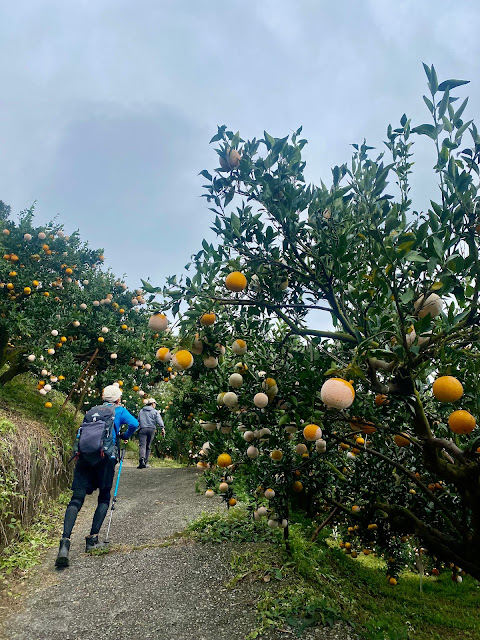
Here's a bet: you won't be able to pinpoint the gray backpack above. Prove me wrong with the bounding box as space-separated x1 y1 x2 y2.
73 405 117 465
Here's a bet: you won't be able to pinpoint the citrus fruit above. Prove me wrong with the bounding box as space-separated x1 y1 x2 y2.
432 376 463 403
217 453 232 468
394 433 411 447
172 350 194 370
148 313 168 331
414 293 443 318
448 410 476 435
200 312 216 326
303 424 322 441
320 378 355 409
225 271 247 292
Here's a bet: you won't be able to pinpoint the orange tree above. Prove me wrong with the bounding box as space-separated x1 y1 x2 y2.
153 66 480 581
0 203 172 414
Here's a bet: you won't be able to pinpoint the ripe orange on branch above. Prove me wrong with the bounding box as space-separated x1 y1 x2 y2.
200 313 216 326
394 433 411 447
432 376 463 403
225 271 247 292
217 453 232 468
449 410 476 435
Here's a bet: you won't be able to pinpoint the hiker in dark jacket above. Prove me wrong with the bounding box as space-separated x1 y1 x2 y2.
55 384 138 568
137 397 165 469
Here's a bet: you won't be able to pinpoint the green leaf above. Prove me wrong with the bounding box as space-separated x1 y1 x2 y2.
422 62 432 82
438 79 469 91
264 131 275 150
140 279 161 294
411 124 437 140
423 95 434 113
199 170 212 181
430 66 438 94
437 89 449 118
405 251 428 263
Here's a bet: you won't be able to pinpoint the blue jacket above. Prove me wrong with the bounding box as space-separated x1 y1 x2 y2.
103 403 139 443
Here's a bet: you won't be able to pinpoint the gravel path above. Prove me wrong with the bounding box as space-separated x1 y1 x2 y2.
1 461 356 640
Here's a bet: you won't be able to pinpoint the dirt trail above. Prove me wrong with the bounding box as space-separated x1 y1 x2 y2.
0 462 355 640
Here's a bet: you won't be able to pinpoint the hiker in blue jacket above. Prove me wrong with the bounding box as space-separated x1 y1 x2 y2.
137 397 165 468
55 384 138 568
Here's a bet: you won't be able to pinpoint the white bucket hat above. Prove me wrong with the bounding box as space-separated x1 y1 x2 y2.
145 397 157 405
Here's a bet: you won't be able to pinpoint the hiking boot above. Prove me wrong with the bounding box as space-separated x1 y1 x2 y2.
85 535 104 552
55 538 70 568
137 458 146 469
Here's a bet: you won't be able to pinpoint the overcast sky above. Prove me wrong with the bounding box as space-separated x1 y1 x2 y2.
1 1 479 300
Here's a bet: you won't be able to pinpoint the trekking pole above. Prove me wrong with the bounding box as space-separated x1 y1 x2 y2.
104 447 126 544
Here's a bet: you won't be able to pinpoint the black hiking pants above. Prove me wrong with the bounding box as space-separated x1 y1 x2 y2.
138 427 156 463
62 457 117 538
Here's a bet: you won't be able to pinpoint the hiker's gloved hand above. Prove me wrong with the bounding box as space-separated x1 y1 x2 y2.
119 434 129 441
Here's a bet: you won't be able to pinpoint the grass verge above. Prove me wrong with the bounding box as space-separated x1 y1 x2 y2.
185 507 480 640
0 491 70 596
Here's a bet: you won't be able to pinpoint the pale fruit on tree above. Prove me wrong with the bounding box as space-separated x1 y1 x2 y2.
316 439 327 453
232 339 247 355
223 392 238 408
219 147 241 171
102 327 109 334
320 378 355 409
28 354 35 362
41 369 48 376
217 392 226 405
44 384 52 392
254 392 269 408
268 519 279 529
264 489 275 500
219 482 229 493
202 422 217 432
148 313 168 332
73 320 80 327
191 335 204 355
414 293 443 318
247 446 259 459
229 373 243 389
110 353 118 360
80 303 87 310
295 443 308 455
257 506 268 517
203 356 219 369
243 431 255 442
51 330 59 337
47 349 55 355
205 489 215 498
